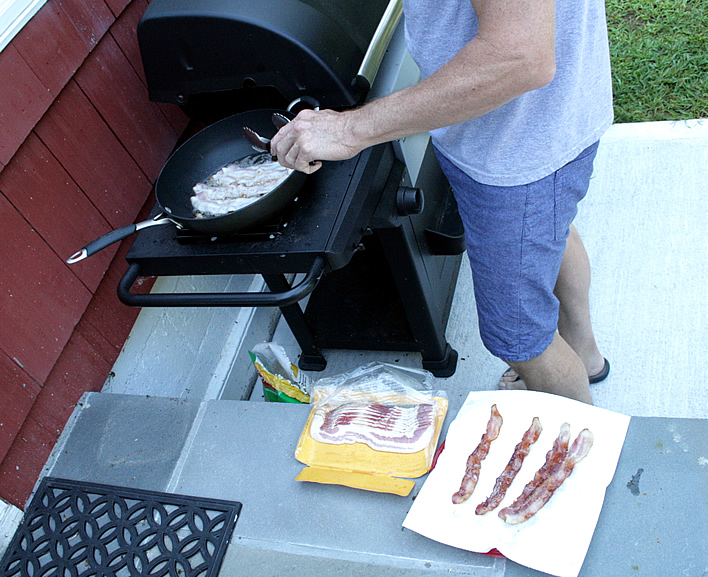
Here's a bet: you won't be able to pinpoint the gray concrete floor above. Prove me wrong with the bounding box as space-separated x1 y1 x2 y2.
272 119 708 421
573 120 708 419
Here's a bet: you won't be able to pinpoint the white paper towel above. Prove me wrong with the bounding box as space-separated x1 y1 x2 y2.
403 390 630 577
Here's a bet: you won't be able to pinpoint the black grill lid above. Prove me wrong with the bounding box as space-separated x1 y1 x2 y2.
138 0 390 114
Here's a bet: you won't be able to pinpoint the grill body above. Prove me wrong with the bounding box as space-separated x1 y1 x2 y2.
125 0 466 376
138 0 390 119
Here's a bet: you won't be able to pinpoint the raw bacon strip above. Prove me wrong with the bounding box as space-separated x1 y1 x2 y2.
452 404 503 504
475 416 543 515
499 428 594 525
190 155 292 216
500 422 571 513
310 403 435 453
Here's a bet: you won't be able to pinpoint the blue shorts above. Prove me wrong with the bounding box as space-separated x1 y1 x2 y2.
436 142 600 362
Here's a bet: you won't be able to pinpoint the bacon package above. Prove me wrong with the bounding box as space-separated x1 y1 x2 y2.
294 363 448 496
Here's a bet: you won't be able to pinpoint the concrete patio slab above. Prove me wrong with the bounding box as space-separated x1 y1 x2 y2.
2 119 706 566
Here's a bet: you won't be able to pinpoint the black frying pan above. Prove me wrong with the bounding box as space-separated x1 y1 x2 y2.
67 109 306 264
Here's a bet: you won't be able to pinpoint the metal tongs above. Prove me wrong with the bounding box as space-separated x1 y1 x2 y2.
242 113 291 159
243 113 318 166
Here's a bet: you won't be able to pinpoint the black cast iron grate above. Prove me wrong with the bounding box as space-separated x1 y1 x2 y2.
0 477 242 577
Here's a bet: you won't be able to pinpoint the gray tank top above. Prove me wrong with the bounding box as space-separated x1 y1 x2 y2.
401 0 614 186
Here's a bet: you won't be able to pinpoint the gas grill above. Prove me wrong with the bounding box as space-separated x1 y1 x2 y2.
120 0 466 377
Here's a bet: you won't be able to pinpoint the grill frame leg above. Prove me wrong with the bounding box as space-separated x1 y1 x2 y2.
262 273 327 371
376 226 460 378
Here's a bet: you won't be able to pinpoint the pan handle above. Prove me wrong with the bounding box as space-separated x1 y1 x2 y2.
117 257 325 308
67 217 176 264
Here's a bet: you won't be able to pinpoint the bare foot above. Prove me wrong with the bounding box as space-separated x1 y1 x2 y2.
498 367 528 390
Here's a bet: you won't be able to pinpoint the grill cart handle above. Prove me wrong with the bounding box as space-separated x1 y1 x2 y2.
353 0 403 92
117 257 325 308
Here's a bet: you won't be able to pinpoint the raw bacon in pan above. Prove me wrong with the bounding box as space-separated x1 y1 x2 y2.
310 402 435 453
191 153 292 217
452 404 503 504
475 416 543 515
499 428 594 525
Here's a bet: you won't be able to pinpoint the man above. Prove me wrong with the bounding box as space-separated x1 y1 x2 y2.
270 0 613 404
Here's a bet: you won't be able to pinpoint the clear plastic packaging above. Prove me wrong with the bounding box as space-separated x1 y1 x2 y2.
295 362 449 494
310 362 444 405
307 362 446 454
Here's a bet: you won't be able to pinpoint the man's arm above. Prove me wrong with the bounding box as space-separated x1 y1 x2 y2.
270 0 555 173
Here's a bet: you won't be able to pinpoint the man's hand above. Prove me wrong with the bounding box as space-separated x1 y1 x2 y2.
270 109 365 174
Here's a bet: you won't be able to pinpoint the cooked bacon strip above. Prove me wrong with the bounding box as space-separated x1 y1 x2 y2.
475 416 542 515
452 404 503 504
499 422 571 514
499 428 594 525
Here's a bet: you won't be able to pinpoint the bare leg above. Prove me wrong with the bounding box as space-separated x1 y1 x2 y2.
499 225 603 402
554 225 605 376
508 332 593 404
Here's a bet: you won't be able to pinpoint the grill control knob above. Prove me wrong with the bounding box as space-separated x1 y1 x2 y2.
396 186 425 216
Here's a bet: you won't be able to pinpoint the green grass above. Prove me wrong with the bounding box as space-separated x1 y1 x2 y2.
606 0 708 122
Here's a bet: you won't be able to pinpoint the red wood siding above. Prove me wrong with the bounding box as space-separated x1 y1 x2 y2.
55 0 113 53
0 193 92 383
0 132 116 291
0 350 41 462
0 0 188 509
75 34 177 180
35 80 153 228
0 45 53 166
11 0 89 95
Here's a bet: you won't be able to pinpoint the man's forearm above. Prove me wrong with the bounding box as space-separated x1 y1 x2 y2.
270 0 555 172
346 0 556 150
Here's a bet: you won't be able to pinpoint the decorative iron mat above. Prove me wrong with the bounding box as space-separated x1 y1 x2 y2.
1 477 242 577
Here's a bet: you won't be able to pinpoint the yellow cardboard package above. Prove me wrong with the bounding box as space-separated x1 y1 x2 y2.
294 363 448 496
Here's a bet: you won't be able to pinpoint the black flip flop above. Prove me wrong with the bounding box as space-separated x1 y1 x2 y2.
588 358 610 384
